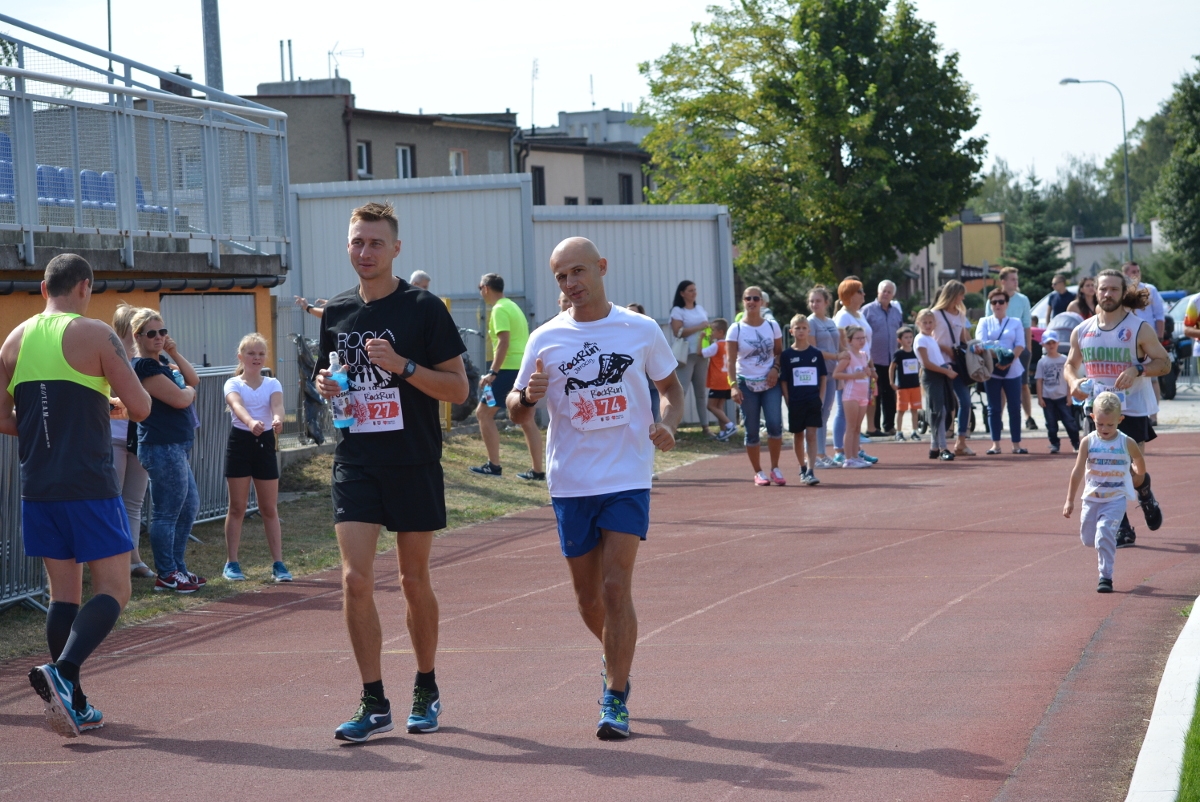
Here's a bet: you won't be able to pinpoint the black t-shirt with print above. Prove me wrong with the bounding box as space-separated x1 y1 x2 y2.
780 346 827 404
892 349 921 390
315 278 465 466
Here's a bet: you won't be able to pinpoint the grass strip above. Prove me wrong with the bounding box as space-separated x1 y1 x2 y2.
1176 676 1200 802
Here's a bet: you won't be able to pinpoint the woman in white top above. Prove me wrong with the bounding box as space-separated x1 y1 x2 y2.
669 280 712 435
829 278 878 465
221 333 290 582
110 302 154 577
931 280 975 455
726 286 786 485
977 289 1027 454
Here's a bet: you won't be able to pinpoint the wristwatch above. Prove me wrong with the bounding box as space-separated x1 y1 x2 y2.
400 359 418 380
519 387 536 407
1135 363 1145 376
485 369 498 377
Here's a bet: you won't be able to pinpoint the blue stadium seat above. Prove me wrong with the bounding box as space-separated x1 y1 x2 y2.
99 171 117 210
37 164 57 205
55 167 75 207
0 160 14 203
80 169 103 209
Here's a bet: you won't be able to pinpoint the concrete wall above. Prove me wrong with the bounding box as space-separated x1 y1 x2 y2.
526 150 585 205
582 151 646 206
249 95 349 184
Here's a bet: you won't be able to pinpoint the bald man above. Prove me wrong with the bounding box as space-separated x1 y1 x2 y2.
508 237 684 739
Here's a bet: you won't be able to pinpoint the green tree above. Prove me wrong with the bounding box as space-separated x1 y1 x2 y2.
1004 173 1069 302
639 0 985 290
968 159 1024 237
1156 57 1200 278
1044 155 1124 239
1105 109 1175 225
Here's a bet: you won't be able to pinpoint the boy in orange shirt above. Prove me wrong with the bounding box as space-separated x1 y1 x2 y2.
701 318 737 440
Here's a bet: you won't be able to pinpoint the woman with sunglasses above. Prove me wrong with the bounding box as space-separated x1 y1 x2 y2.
130 309 205 593
727 286 785 485
977 289 1027 455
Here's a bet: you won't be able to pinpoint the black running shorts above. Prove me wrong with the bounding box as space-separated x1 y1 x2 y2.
331 461 447 532
1084 412 1156 445
224 428 280 480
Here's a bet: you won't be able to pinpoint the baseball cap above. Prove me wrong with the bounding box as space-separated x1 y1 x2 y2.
1041 331 1059 343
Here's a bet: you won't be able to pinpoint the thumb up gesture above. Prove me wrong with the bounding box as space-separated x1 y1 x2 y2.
524 357 549 403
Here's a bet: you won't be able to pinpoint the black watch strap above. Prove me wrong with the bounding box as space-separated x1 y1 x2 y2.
401 359 418 380
519 387 536 407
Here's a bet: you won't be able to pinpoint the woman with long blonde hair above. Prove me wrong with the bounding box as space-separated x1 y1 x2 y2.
110 302 153 578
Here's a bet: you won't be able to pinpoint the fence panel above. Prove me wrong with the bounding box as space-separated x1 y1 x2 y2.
0 434 45 611
191 366 257 523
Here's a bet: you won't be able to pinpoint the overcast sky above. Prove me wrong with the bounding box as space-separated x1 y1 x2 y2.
10 0 1200 180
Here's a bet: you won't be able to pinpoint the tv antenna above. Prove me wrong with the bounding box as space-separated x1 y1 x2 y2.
531 58 539 133
327 42 364 79
590 75 595 109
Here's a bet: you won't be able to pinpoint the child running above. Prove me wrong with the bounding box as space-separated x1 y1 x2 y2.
1063 392 1157 593
701 318 737 441
914 310 957 461
832 326 874 468
1034 331 1080 454
222 333 291 583
781 315 828 485
889 327 922 441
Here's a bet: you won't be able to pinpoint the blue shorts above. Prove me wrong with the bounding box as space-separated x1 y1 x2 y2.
22 497 134 563
551 489 650 558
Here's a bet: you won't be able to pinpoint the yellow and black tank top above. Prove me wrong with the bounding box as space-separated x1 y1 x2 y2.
6 313 119 501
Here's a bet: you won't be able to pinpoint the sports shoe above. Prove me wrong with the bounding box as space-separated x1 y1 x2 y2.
843 458 870 468
894 432 906 442
832 453 846 466
802 472 820 486
1026 416 1039 431
469 462 502 476
1048 444 1060 454
517 470 546 481
857 450 878 464
154 571 198 594
597 693 631 740
910 432 922 441
1137 474 1163 531
272 561 293 582
334 692 394 742
769 468 786 486
860 433 873 443
407 686 442 733
799 465 810 479
1097 577 1113 593
185 571 206 587
28 664 80 738
76 702 104 732
938 450 955 461
815 455 836 469
223 562 246 581
716 422 737 441
754 472 771 486
1116 524 1136 549
865 430 886 439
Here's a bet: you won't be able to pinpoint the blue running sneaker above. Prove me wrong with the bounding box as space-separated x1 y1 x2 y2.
406 686 441 733
597 693 630 739
223 562 245 581
857 450 879 464
28 664 80 738
832 452 846 466
272 561 293 582
77 703 104 732
333 693 393 743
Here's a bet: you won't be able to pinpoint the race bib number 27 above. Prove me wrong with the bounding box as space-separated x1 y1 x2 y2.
348 387 404 433
568 382 630 432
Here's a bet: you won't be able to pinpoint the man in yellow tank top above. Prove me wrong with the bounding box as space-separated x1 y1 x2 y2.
0 254 150 738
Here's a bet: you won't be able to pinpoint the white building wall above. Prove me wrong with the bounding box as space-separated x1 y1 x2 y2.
526 150 585 206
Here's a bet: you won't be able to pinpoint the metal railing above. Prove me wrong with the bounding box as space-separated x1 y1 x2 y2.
0 434 44 612
191 366 258 523
0 13 291 269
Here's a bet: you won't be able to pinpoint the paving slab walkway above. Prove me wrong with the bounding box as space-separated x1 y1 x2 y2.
2 434 1197 801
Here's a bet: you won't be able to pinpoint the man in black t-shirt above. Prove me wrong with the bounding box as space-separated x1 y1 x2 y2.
314 202 468 743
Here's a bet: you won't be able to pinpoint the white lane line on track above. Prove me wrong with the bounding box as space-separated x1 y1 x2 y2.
899 544 1079 642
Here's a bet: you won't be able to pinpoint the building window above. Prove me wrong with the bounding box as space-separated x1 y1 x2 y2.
618 174 633 205
356 141 372 179
587 197 603 206
531 166 546 206
396 145 414 179
449 149 467 177
564 197 578 205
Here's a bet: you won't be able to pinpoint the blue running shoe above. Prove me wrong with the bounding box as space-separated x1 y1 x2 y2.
272 561 293 582
77 703 104 732
857 450 879 464
333 693 393 743
406 686 441 733
28 664 80 738
223 562 245 581
597 693 630 739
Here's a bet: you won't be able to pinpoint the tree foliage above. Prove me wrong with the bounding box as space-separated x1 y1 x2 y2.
1003 173 1069 302
1157 57 1200 279
639 0 985 291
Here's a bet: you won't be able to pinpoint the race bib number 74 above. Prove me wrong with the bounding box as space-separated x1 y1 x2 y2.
348 387 404 433
568 382 630 432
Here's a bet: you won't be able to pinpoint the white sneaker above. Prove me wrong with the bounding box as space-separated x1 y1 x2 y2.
815 455 835 469
769 467 787 486
843 458 870 468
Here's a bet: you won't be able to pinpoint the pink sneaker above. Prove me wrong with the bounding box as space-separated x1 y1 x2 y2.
754 472 770 486
769 468 786 486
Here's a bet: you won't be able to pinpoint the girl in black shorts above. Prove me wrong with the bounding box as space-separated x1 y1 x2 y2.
222 333 290 583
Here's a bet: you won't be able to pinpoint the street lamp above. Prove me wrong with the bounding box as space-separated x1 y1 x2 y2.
1060 78 1134 261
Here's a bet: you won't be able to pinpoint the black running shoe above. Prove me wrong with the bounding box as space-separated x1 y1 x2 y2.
1115 525 1136 549
516 470 546 481
1097 577 1113 593
469 462 502 477
1137 475 1163 531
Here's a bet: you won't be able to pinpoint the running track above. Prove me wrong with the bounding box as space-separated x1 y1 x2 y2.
2 434 1197 801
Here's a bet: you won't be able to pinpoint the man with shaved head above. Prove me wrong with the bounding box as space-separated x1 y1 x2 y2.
509 237 684 739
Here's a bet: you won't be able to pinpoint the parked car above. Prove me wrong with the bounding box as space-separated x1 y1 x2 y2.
1030 285 1078 328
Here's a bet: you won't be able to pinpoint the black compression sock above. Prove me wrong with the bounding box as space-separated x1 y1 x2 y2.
58 594 122 670
363 680 387 708
415 670 438 694
46 601 79 662
1137 472 1154 501
55 659 80 686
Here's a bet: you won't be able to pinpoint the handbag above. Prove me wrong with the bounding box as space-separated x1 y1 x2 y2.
962 341 994 383
939 311 969 377
670 333 689 366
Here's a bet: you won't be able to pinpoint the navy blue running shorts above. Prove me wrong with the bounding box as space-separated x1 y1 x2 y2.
551 489 650 558
22 496 134 563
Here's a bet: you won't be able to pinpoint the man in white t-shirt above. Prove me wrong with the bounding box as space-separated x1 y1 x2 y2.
508 237 683 741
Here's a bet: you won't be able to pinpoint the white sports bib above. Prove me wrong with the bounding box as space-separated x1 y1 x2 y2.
902 358 919 375
792 366 818 386
347 386 404 433
568 382 630 431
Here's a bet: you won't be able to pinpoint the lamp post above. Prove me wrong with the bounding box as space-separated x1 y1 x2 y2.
1060 78 1133 261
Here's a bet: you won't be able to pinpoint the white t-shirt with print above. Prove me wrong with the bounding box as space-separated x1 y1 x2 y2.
913 333 946 369
726 318 782 378
516 304 677 498
223 375 284 431
833 308 872 355
1035 353 1069 399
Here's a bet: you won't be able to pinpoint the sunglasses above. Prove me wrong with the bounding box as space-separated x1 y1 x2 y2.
743 295 761 302
990 300 1006 306
139 328 168 338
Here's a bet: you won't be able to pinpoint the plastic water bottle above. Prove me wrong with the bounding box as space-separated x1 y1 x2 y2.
482 384 497 407
171 369 185 389
1078 379 1094 395
328 352 354 429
